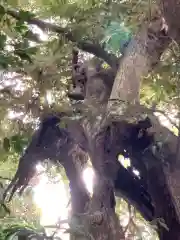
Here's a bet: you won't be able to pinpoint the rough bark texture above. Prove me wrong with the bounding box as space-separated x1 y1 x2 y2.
123 117 180 239
107 10 180 240
110 15 170 103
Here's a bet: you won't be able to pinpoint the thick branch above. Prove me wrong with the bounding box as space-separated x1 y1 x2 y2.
109 15 170 103
3 116 90 215
6 8 118 68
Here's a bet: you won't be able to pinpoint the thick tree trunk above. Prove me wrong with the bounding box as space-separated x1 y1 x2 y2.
121 114 180 239
106 11 180 239
110 15 170 104
149 116 180 239
82 83 126 239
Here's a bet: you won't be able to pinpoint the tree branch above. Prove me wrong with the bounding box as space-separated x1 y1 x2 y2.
109 15 170 104
6 8 118 68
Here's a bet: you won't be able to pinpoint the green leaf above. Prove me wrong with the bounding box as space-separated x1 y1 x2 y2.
0 5 6 20
14 49 32 63
0 54 20 68
0 203 11 217
10 135 29 154
0 34 6 50
26 47 38 55
3 138 10 152
19 10 35 21
0 57 8 68
14 22 28 34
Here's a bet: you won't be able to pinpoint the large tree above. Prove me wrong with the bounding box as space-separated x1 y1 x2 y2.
1 0 180 239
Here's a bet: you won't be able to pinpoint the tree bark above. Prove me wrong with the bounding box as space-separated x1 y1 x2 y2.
148 114 180 239
110 15 170 104
123 114 180 239
107 10 180 240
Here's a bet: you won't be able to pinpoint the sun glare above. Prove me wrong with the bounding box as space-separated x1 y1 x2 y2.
32 164 94 239
33 174 68 226
82 167 94 194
